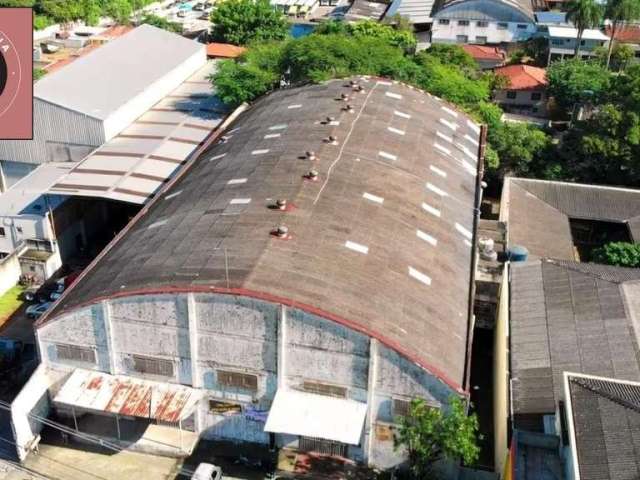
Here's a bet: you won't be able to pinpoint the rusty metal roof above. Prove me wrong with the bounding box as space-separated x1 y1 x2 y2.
46 77 481 390
54 368 202 422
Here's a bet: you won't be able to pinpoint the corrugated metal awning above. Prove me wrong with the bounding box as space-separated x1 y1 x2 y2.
54 369 202 423
47 62 226 205
264 390 367 445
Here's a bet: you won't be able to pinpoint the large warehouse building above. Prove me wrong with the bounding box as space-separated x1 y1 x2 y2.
0 25 205 189
12 78 483 469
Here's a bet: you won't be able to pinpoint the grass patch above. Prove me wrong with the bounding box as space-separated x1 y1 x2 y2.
0 285 25 326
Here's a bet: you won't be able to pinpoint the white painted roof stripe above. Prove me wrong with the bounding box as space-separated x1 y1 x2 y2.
209 153 226 161
148 219 168 229
422 202 441 217
408 266 432 286
464 239 473 247
439 118 458 131
363 192 384 204
456 143 477 161
377 80 393 86
387 126 405 136
436 131 453 143
230 198 251 205
328 120 341 126
464 134 479 147
378 151 397 161
394 110 411 119
426 183 448 197
455 222 473 240
269 124 288 130
164 190 182 200
416 229 437 246
385 92 402 99
264 133 281 139
441 106 459 118
467 120 480 134
463 160 477 176
430 165 447 178
434 143 451 155
345 240 369 254
251 149 269 155
227 178 247 185
288 104 302 109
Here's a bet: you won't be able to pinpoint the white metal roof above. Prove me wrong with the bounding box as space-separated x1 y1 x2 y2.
34 25 205 120
547 26 610 40
0 163 73 217
385 0 435 24
47 63 226 204
54 368 203 422
264 390 368 445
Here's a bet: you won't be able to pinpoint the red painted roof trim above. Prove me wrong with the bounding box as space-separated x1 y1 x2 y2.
46 285 467 395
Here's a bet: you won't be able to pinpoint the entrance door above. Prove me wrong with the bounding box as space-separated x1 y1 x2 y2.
299 436 348 457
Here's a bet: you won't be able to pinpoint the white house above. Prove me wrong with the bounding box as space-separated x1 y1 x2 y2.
544 25 610 62
431 0 536 45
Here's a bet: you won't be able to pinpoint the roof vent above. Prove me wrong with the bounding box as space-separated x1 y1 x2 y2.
304 169 319 181
276 199 288 210
353 85 365 92
326 116 335 123
349 80 358 86
324 135 338 144
343 104 354 112
271 224 291 239
305 151 317 161
340 93 350 101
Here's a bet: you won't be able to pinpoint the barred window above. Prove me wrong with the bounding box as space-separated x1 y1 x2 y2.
132 355 174 377
56 344 95 364
302 381 347 398
393 398 411 418
217 370 258 392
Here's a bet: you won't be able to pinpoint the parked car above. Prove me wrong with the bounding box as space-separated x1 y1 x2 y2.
193 2 205 10
22 285 42 302
26 302 51 319
177 10 187 17
191 463 222 480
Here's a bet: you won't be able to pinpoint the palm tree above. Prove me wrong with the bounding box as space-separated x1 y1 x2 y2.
566 0 604 58
604 0 640 68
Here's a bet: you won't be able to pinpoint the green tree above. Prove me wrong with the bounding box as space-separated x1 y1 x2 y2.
33 68 47 81
40 0 84 23
347 20 416 51
566 0 603 57
81 0 102 26
210 0 288 46
33 14 53 30
139 13 182 33
395 397 480 478
604 0 640 68
425 43 479 77
488 122 551 177
592 242 640 267
104 0 133 24
0 0 33 5
546 59 611 112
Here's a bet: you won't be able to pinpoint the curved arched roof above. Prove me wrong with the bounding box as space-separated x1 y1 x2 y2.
42 78 481 391
434 0 534 22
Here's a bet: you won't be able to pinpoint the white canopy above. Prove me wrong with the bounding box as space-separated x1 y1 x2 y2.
264 390 368 445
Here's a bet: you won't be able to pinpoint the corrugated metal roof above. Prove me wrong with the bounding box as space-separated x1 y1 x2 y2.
567 374 640 480
35 25 205 120
510 260 640 416
385 0 435 24
434 0 534 22
45 77 481 390
264 389 367 444
54 368 202 422
547 26 610 40
47 63 226 204
347 0 390 21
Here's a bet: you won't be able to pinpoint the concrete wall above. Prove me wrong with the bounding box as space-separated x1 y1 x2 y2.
0 214 55 254
0 99 105 166
432 21 536 45
494 89 548 117
0 249 21 296
493 263 510 475
36 292 461 469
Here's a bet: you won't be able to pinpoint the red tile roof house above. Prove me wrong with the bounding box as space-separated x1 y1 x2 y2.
605 24 640 62
493 64 548 117
462 44 507 70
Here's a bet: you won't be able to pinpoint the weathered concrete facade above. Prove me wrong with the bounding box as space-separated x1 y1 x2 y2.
36 292 458 467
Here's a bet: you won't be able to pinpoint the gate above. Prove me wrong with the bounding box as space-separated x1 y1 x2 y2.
299 436 348 457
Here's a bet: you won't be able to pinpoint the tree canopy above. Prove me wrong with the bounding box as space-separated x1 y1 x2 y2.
546 59 611 112
592 242 640 267
139 13 182 33
395 397 480 478
210 0 289 46
566 0 603 56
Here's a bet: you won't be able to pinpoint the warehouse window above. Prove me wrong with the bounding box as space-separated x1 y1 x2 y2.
217 370 258 392
132 355 174 377
517 24 528 29
507 91 517 99
56 344 96 364
458 20 469 26
393 398 412 418
476 21 488 27
497 22 508 29
209 400 242 415
302 381 347 398
0 227 5 237
438 19 449 25
531 92 542 101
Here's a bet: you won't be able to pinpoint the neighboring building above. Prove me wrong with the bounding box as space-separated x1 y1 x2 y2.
206 43 247 59
431 0 536 46
493 177 640 478
12 78 483 470
0 25 205 189
462 44 507 69
533 10 568 26
493 64 548 117
384 0 435 42
605 24 640 62
543 26 610 62
346 0 390 22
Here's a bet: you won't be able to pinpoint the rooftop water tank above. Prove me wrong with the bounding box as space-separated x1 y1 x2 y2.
508 245 529 262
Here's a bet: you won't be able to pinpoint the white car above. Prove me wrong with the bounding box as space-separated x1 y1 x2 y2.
191 463 222 480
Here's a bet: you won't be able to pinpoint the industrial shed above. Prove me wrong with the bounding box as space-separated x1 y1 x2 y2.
16 78 483 468
0 25 205 187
